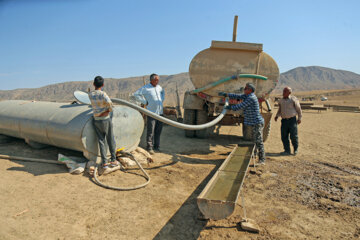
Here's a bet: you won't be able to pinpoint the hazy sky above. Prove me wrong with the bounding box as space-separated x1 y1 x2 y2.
0 0 359 90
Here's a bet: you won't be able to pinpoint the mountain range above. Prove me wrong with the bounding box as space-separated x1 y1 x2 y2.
277 66 360 92
0 66 359 106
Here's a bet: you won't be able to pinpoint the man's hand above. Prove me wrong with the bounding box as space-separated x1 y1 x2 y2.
224 105 231 110
297 119 301 124
274 116 278 122
218 92 228 97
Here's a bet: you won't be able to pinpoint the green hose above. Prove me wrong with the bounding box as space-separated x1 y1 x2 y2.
190 74 267 94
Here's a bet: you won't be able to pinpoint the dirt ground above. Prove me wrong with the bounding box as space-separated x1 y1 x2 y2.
0 96 359 239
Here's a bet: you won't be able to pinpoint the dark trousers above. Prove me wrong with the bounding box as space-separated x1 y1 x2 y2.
281 116 298 152
146 116 163 150
93 118 117 165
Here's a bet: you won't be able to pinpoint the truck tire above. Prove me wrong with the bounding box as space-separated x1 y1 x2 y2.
184 109 196 138
195 109 210 138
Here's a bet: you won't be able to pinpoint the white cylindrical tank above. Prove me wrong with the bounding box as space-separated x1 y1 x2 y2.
0 100 144 161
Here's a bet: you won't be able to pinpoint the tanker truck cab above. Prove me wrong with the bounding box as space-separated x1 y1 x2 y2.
183 25 279 141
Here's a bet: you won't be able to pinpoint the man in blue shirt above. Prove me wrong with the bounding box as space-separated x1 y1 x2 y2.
134 74 165 154
219 83 265 165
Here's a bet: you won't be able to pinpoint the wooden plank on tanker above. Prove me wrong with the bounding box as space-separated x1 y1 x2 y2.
197 144 254 220
211 41 263 51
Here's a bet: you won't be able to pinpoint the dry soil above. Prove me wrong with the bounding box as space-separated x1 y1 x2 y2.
0 96 359 240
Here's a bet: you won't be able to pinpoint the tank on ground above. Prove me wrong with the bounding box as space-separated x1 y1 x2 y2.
0 100 144 163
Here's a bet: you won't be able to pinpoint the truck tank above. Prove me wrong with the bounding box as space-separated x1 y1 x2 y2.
0 100 144 162
183 16 279 140
189 40 279 99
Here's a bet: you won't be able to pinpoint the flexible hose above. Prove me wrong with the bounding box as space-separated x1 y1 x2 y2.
0 152 149 191
92 152 150 191
74 90 229 130
73 91 230 190
111 97 229 130
90 97 228 190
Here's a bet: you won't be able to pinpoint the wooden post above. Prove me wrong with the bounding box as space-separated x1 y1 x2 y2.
232 15 238 42
175 83 183 120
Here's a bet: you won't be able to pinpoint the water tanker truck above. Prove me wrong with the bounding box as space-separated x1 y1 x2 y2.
183 16 279 141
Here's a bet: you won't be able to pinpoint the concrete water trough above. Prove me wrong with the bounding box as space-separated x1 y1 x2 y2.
197 144 255 220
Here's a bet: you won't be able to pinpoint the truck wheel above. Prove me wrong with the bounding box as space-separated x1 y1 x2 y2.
184 109 196 138
195 110 213 138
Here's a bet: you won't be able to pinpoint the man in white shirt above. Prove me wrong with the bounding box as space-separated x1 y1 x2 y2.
134 74 165 154
275 87 302 155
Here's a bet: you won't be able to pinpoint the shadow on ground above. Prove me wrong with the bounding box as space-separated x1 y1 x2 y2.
0 138 84 176
153 154 222 240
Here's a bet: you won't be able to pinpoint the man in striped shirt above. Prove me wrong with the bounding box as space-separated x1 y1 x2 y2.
219 83 265 165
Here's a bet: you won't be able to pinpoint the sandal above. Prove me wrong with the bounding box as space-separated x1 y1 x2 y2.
109 161 119 167
102 165 113 175
103 163 110 168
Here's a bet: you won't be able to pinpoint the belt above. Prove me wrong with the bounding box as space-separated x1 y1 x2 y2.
282 116 296 120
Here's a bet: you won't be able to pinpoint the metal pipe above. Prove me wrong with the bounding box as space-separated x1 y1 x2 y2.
0 154 65 165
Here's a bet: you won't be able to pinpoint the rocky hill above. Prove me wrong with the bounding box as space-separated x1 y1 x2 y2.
0 73 194 106
277 66 360 92
0 66 359 105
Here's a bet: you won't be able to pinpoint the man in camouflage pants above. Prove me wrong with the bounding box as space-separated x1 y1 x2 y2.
219 83 265 165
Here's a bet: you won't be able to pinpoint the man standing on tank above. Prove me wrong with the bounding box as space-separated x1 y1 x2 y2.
134 74 165 155
275 87 302 155
219 83 266 165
